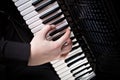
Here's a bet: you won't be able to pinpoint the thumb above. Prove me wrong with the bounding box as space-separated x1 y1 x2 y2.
41 25 55 39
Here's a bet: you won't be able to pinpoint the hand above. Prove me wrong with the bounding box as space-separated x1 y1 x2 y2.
28 25 72 66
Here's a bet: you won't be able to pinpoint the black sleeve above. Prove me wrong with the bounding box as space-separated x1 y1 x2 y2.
0 41 30 63
0 2 31 65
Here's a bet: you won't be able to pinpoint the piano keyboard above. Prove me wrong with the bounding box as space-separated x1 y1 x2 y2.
12 0 95 80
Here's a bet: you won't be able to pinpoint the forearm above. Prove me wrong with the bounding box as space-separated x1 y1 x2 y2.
0 41 30 64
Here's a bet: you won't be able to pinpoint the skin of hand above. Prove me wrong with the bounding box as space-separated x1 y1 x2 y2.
28 25 72 66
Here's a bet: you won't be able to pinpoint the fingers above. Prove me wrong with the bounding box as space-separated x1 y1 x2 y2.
55 28 71 46
60 39 72 58
40 25 56 39
62 38 72 48
61 39 72 53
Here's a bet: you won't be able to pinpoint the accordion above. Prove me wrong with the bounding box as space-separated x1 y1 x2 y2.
12 0 120 79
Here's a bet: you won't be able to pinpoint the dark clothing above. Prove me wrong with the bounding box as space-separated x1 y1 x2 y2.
0 1 59 80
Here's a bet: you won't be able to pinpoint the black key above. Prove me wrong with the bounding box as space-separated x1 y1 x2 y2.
51 17 65 25
71 62 88 73
72 40 78 45
40 7 60 19
73 66 91 76
42 12 63 24
67 55 85 67
70 36 75 40
49 24 69 36
35 0 56 11
52 32 65 41
65 52 83 63
32 0 43 6
72 45 80 51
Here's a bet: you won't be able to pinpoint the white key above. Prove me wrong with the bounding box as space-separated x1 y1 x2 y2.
66 43 82 59
72 42 79 48
15 0 30 7
62 74 74 80
42 9 62 21
67 50 81 59
59 69 71 78
69 46 80 55
18 0 32 11
71 31 74 35
74 68 92 78
31 24 44 33
44 14 65 25
55 19 68 28
51 59 60 64
70 33 74 38
29 19 42 29
51 60 65 68
12 0 18 2
72 38 77 42
23 11 38 20
54 63 67 71
81 73 91 80
69 58 88 70
57 67 74 80
66 53 85 64
26 14 40 25
82 72 95 80
21 6 35 16
51 60 65 70
66 76 75 80
66 47 83 59
72 38 77 41
57 66 70 75
80 72 93 80
72 64 90 74
54 20 68 30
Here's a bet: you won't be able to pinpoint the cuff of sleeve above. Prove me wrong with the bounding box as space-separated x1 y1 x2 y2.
4 41 30 62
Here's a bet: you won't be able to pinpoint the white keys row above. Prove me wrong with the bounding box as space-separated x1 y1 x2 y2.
51 46 82 68
23 1 58 20
15 0 30 7
26 3 59 25
32 19 68 35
